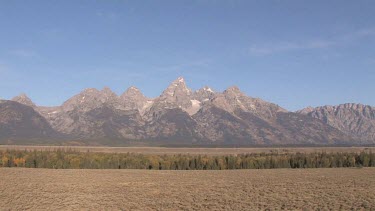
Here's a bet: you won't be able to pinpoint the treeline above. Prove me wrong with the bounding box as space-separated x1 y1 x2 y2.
1 149 375 170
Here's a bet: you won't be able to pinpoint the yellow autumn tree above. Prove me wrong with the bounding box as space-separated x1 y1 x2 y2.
13 158 26 167
2 155 9 167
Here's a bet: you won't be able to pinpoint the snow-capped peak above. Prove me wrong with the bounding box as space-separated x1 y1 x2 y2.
162 77 192 97
203 86 214 93
129 86 139 91
177 77 184 83
171 76 186 85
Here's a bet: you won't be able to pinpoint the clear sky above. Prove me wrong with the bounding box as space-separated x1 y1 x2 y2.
0 0 374 111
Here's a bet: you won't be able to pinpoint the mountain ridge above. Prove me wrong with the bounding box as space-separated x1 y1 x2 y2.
2 77 373 146
298 103 375 143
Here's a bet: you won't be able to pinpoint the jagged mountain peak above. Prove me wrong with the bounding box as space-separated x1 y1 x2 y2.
62 87 119 111
120 86 151 112
197 86 215 93
147 77 195 117
129 86 140 91
81 88 100 93
100 86 118 99
334 103 373 110
203 86 214 93
299 103 374 113
168 77 187 89
72 88 99 99
11 93 36 108
194 86 217 102
121 86 143 97
162 77 192 97
224 86 244 96
102 86 114 93
77 87 117 97
16 93 28 98
298 106 315 114
209 86 287 120
174 76 185 83
309 103 375 118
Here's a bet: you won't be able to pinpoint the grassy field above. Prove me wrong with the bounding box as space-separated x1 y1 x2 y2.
1 168 374 210
1 145 374 155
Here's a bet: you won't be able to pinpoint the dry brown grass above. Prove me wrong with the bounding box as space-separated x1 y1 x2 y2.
1 168 374 210
1 145 374 155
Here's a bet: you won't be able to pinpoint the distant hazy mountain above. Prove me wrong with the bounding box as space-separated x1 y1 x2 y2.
298 103 375 143
3 77 372 146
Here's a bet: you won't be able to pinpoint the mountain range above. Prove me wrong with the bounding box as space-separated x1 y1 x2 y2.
1 77 374 146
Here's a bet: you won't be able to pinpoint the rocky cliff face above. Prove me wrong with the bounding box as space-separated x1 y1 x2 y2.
34 87 147 140
211 86 286 120
298 103 375 143
120 86 152 114
146 77 195 117
61 87 120 112
193 86 216 102
3 77 368 146
192 89 349 145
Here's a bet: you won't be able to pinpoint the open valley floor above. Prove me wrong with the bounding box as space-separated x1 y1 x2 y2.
1 168 374 210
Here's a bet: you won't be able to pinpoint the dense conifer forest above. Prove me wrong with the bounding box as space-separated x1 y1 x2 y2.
1 149 374 170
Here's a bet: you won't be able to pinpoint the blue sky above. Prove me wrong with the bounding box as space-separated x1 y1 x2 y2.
0 0 374 111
